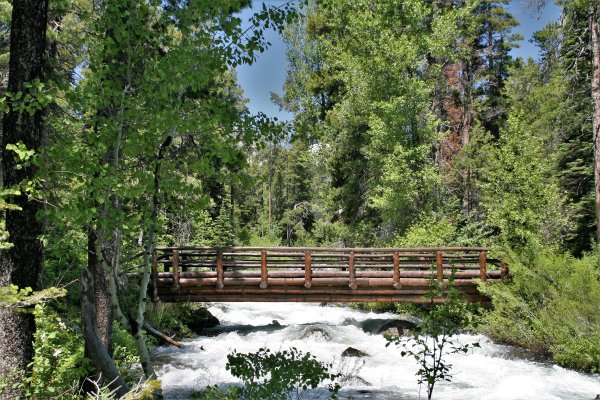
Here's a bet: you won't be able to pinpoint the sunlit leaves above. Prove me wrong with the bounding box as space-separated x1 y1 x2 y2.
224 347 340 400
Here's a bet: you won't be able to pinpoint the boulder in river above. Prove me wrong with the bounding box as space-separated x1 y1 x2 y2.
377 318 419 337
300 325 331 340
360 315 421 335
341 347 369 357
186 307 220 333
339 375 372 387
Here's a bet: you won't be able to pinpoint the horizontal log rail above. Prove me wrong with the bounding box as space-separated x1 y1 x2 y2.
150 246 508 303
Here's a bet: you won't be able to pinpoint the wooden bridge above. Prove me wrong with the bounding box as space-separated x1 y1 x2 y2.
150 247 507 303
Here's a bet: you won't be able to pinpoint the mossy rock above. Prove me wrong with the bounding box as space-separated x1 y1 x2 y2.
124 379 162 400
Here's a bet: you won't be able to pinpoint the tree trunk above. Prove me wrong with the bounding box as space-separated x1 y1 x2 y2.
461 60 473 218
590 2 600 268
81 268 130 397
82 226 115 394
0 1 48 397
87 228 114 354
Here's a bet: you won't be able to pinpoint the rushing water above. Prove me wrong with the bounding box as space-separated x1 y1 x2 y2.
154 302 600 399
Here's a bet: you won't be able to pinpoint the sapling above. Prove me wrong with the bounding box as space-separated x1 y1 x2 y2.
387 277 479 400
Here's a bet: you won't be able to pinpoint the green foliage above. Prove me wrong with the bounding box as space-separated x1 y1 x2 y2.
123 379 162 400
199 386 240 400
204 347 340 400
146 303 200 339
0 285 67 309
387 281 479 400
395 215 483 248
19 305 89 400
113 325 145 386
478 112 569 249
480 247 600 372
246 231 283 247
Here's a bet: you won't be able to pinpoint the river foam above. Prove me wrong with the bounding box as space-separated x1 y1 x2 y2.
154 302 600 399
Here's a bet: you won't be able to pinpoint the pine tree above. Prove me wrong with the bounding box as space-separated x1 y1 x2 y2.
0 1 48 395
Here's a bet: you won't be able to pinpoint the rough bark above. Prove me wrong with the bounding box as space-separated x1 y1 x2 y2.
81 268 130 397
0 1 48 397
82 227 115 394
87 228 114 354
591 3 600 266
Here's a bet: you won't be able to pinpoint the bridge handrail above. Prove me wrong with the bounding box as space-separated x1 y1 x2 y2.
154 246 489 252
150 246 508 303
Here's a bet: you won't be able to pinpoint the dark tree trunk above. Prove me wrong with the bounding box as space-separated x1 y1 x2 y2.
81 268 129 397
0 1 48 397
81 226 116 395
591 3 600 269
87 228 114 354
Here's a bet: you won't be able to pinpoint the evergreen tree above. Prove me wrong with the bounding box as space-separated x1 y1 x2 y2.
0 1 49 395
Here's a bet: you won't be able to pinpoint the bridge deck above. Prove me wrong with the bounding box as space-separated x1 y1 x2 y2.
151 247 507 303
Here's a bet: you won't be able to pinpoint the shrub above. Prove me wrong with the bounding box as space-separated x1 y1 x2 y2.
387 282 479 400
202 347 341 400
113 324 145 386
480 247 600 372
21 304 90 399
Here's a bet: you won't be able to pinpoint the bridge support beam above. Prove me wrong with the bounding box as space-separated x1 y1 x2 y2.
436 251 443 283
172 250 180 290
393 252 400 289
304 251 312 289
479 251 487 282
260 250 268 289
216 248 224 289
348 250 357 290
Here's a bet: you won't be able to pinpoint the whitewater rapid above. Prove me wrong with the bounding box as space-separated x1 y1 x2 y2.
154 302 600 399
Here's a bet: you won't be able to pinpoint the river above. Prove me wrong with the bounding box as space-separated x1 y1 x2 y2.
154 302 599 399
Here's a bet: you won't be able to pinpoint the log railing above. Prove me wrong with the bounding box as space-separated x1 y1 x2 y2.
151 246 508 303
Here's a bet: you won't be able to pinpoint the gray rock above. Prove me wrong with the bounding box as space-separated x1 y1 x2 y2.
186 307 220 333
300 325 331 340
340 375 372 386
377 318 419 337
341 347 369 357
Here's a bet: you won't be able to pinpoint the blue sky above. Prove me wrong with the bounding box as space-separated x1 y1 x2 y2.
236 0 562 123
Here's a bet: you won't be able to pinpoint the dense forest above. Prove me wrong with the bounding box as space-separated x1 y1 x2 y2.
0 0 599 398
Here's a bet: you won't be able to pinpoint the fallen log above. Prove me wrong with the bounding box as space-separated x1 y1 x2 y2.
143 322 183 348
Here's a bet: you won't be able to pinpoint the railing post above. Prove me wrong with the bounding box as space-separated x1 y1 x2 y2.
436 251 443 283
260 250 268 289
151 248 159 302
216 248 224 289
304 251 312 289
479 250 487 282
172 249 180 289
500 259 508 280
348 250 357 290
393 252 400 289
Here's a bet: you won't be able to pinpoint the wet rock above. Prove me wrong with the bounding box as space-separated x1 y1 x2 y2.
341 347 369 358
186 307 220 333
340 375 372 387
377 318 419 337
300 325 330 340
360 315 421 335
201 321 286 336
